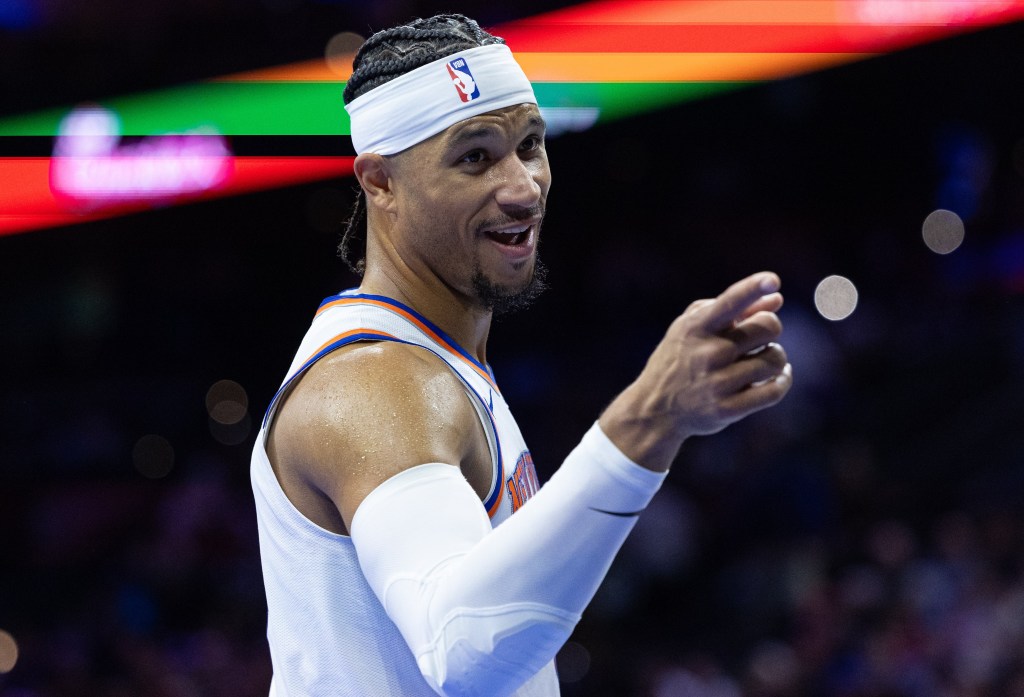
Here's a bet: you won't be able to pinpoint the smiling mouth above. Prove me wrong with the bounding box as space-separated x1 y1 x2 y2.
483 224 532 246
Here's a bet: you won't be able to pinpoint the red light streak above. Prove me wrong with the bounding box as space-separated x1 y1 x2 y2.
0 156 354 236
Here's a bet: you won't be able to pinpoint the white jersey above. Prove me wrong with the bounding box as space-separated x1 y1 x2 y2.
251 289 558 696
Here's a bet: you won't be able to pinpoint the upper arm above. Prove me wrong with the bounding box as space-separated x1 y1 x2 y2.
267 341 490 533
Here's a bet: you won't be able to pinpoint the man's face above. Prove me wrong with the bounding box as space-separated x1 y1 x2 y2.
388 103 551 313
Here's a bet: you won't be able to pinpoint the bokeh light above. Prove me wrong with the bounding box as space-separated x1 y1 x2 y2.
206 379 248 425
325 31 364 77
922 208 965 255
748 641 799 692
210 413 253 446
555 640 591 684
132 434 175 479
207 379 252 445
0 630 17 673
0 630 16 673
814 275 859 321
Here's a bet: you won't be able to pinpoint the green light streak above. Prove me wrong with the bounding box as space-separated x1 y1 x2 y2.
0 82 346 136
533 81 747 123
0 81 751 137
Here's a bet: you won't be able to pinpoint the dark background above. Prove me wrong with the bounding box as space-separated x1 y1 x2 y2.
3 2 1024 695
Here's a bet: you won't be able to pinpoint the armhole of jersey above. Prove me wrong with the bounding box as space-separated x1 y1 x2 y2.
458 383 502 515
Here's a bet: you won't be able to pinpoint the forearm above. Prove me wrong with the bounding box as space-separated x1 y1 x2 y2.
598 381 687 473
350 422 667 697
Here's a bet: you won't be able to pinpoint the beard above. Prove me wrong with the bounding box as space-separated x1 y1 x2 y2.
471 256 549 317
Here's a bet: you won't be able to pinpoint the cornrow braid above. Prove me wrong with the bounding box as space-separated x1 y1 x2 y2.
338 14 505 276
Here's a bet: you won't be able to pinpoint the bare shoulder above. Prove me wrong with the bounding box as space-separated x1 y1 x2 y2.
268 341 487 531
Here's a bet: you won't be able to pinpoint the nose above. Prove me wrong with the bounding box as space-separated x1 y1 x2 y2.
494 154 544 211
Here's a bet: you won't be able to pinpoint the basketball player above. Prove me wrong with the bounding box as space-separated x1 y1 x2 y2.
251 14 791 697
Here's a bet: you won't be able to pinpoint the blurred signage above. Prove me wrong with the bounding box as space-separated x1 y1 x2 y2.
49 107 232 208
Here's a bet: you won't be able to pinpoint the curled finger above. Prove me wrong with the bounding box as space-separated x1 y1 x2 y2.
724 311 784 356
717 361 793 421
717 342 789 395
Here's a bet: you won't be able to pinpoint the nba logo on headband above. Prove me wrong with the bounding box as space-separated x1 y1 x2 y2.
446 57 480 102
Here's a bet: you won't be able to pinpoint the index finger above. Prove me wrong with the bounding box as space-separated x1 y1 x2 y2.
698 272 781 334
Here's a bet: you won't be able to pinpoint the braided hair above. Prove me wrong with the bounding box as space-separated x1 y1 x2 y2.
339 14 506 276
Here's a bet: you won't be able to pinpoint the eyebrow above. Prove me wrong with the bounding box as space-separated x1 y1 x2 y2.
448 125 501 148
446 114 547 149
526 114 547 133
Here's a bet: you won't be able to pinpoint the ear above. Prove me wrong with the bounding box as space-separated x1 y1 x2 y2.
353 153 396 214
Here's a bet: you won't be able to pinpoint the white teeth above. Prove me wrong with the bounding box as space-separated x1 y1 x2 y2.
487 225 529 235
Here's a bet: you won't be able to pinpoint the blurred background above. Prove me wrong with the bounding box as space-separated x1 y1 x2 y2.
3 1 1024 695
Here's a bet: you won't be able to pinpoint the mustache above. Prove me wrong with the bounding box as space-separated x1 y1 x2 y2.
476 204 545 232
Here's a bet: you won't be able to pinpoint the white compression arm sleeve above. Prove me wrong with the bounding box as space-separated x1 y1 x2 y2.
350 422 668 697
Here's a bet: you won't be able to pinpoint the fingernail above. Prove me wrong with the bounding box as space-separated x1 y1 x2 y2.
760 274 780 293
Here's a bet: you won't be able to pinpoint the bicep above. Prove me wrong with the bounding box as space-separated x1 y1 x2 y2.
270 342 487 531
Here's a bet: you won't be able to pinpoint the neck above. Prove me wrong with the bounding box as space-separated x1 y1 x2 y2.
359 265 493 365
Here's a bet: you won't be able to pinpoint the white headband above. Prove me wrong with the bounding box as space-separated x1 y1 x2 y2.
345 43 537 156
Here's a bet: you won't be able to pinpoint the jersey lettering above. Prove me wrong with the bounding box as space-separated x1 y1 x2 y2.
507 451 540 512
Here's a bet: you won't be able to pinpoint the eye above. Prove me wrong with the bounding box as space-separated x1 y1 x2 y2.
519 135 542 153
459 150 486 165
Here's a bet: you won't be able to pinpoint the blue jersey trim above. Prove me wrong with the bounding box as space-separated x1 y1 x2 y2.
320 291 495 383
